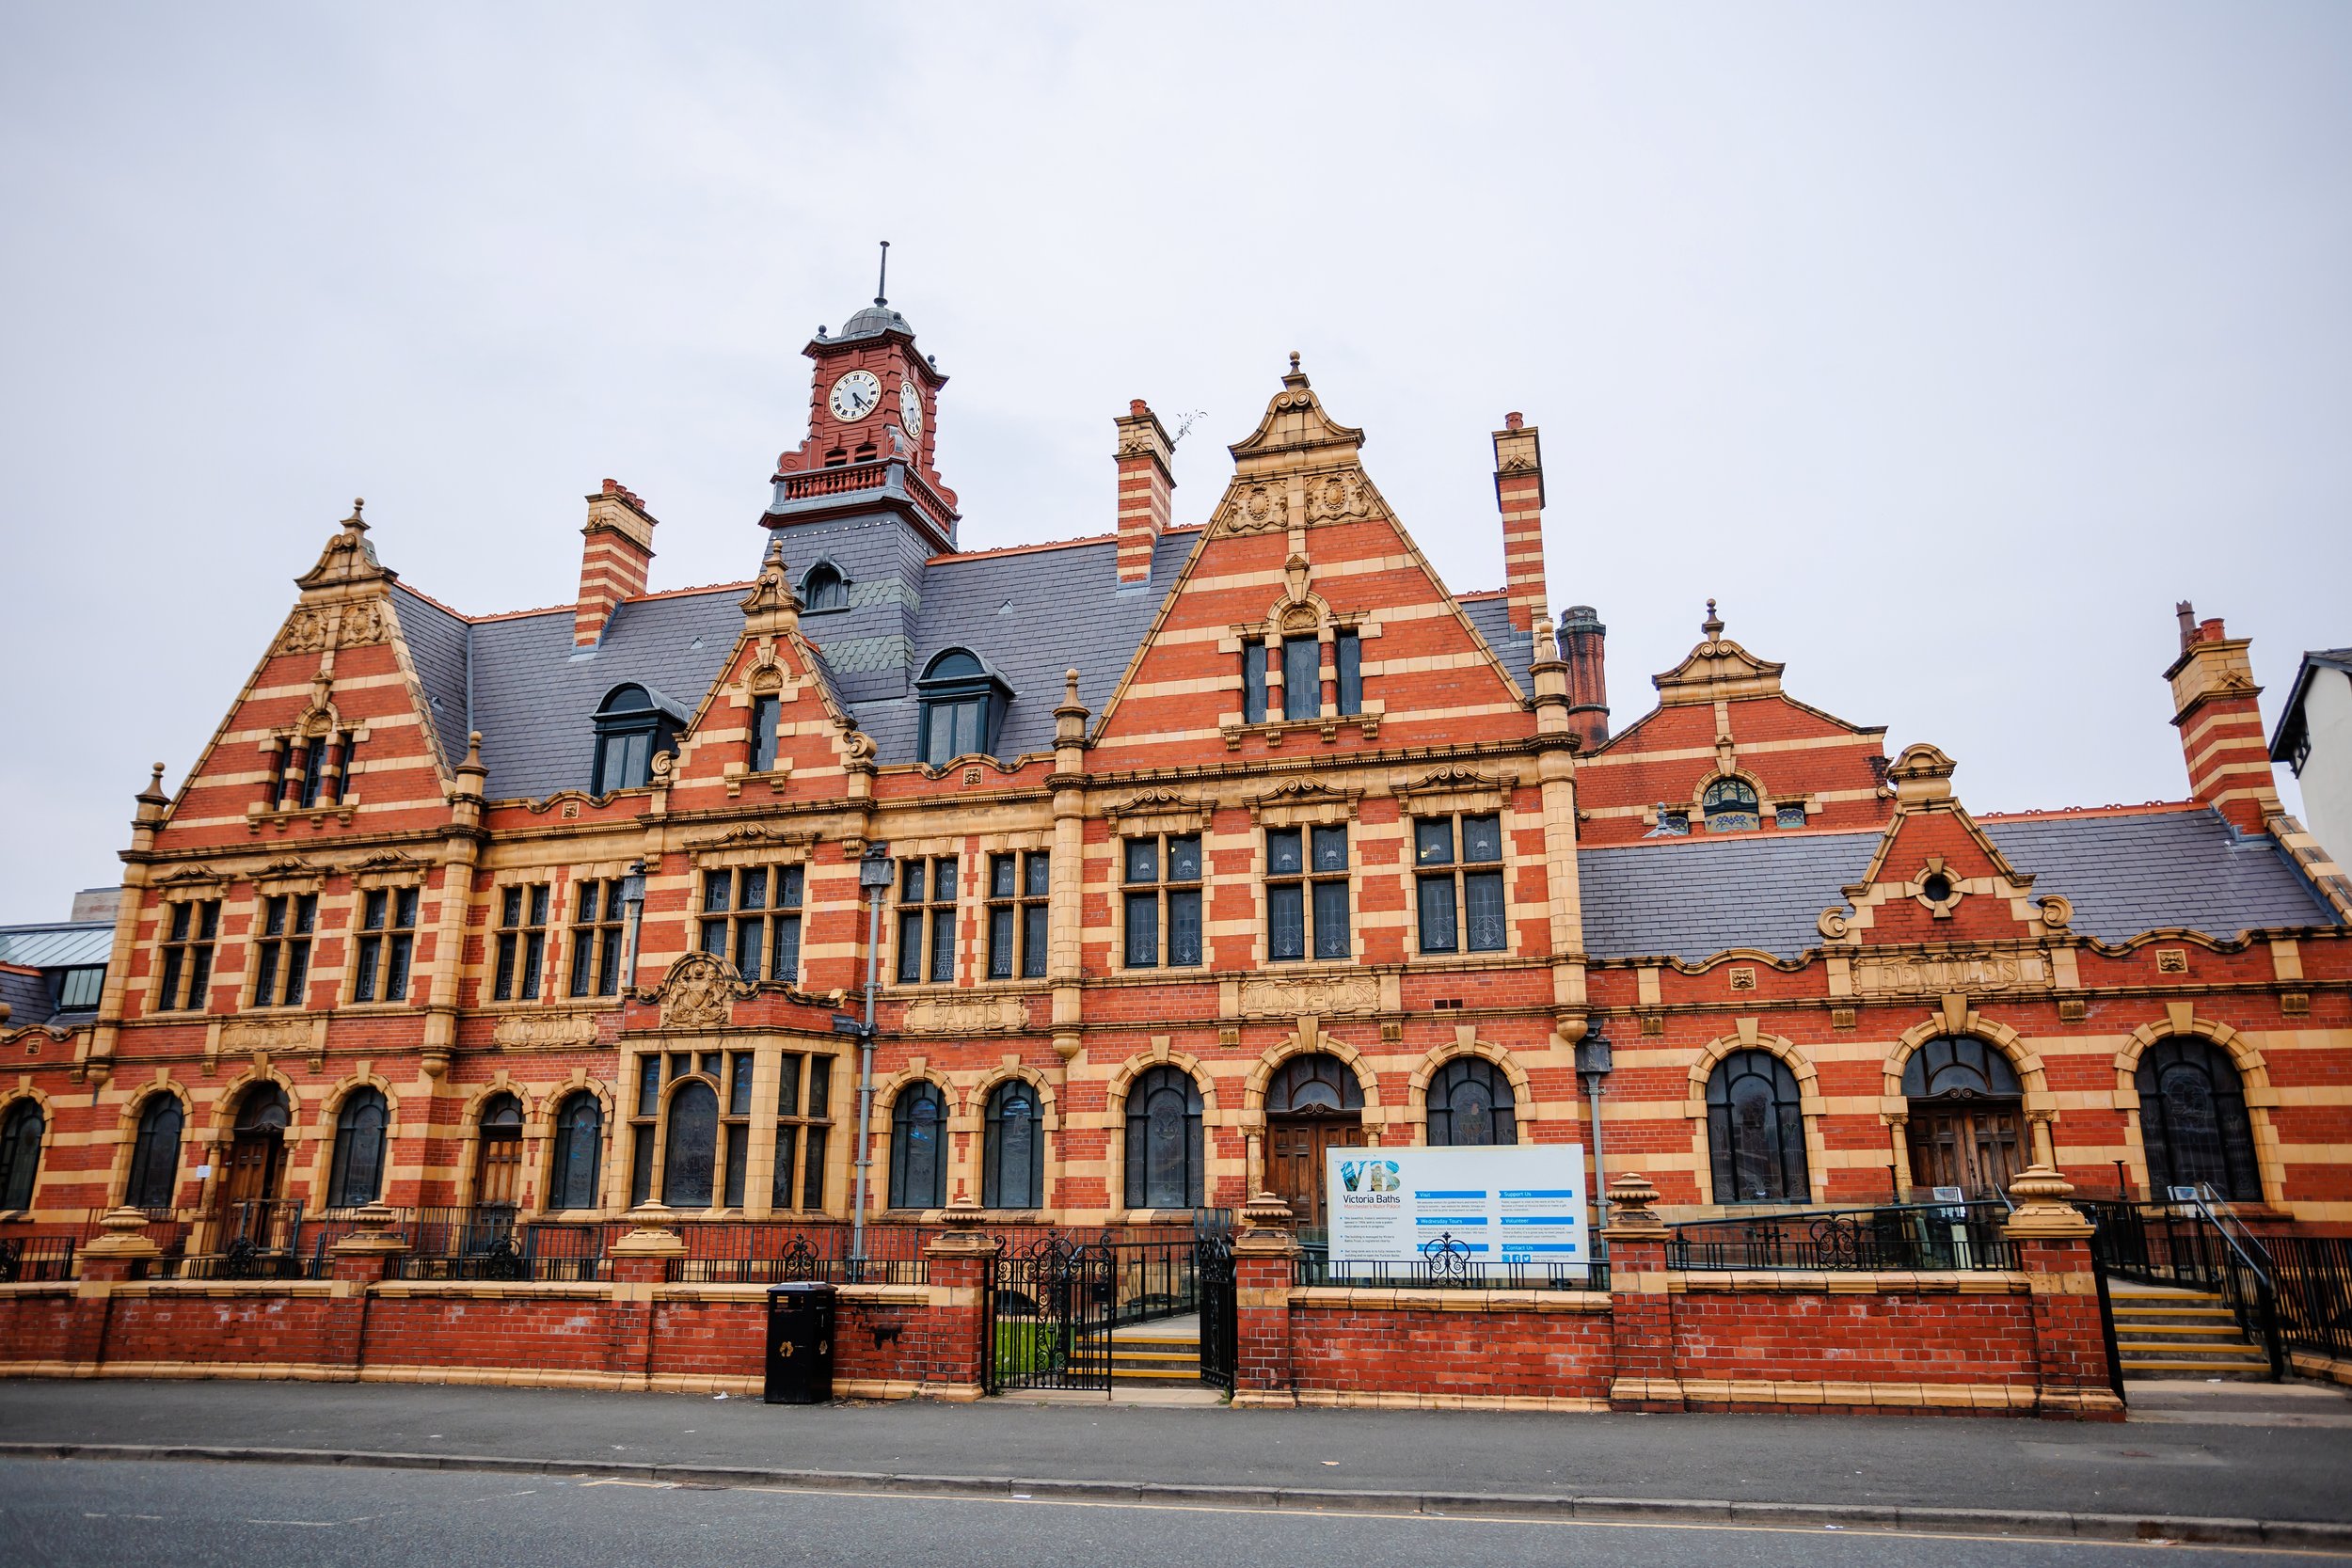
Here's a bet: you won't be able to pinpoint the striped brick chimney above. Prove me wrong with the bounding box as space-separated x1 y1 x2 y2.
1559 605 1610 751
576 480 657 647
1114 400 1174 585
2165 601 2282 833
1491 413 1548 633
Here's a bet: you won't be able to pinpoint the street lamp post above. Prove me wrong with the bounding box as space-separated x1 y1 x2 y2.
845 844 894 1269
1576 1027 1613 1228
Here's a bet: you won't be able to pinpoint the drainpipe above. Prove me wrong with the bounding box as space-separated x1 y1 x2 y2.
850 844 894 1269
1576 1028 1614 1231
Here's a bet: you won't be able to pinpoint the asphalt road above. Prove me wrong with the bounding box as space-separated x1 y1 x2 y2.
5 1378 2350 1526
0 1458 2327 1568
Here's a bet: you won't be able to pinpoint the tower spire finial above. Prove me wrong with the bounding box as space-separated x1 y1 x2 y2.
875 239 890 308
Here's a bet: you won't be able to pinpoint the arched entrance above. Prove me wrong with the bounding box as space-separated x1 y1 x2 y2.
1902 1037 2024 1197
221 1084 289 1210
1264 1053 1363 1233
473 1092 525 1214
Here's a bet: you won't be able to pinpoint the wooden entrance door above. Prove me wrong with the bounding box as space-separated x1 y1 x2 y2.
1267 1114 1362 1234
474 1130 523 1211
1907 1103 2024 1197
221 1132 283 1209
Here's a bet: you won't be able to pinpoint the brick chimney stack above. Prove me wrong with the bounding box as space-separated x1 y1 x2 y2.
2164 601 2283 833
576 480 657 647
1491 412 1548 634
1114 400 1174 585
1559 605 1610 751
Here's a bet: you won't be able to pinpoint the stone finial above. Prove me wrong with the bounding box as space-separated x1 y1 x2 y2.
2002 1164 2095 1239
610 1201 687 1258
739 534 802 622
330 1201 411 1256
1064 668 1081 706
1602 1170 1668 1237
346 497 367 532
82 1206 164 1260
135 761 170 822
1701 598 1724 641
1240 1190 1296 1234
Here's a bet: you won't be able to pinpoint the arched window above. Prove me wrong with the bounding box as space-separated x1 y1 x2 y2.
1123 1066 1203 1211
236 1083 290 1133
1427 1057 1517 1147
591 684 675 795
801 562 850 611
1707 1051 1809 1203
982 1080 1044 1210
126 1095 184 1211
2137 1038 2262 1201
915 649 1012 766
0 1101 45 1211
661 1080 719 1209
1702 777 1761 833
890 1082 947 1210
474 1092 524 1211
328 1087 389 1209
548 1092 604 1212
1266 1053 1363 1116
1901 1037 2022 1101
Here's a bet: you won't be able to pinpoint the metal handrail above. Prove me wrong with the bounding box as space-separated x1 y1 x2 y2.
2187 1185 2274 1286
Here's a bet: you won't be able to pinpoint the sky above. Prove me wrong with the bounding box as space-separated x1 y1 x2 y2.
1 3 2347 925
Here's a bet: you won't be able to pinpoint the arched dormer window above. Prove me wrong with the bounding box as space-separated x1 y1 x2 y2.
591 684 676 795
800 562 850 611
915 649 1013 767
1702 777 1760 833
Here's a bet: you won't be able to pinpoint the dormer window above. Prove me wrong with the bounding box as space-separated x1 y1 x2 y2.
1702 777 1760 833
591 684 676 794
801 562 850 612
915 649 1012 767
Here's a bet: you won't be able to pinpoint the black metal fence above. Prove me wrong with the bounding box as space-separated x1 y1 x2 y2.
1668 1201 2017 1273
2083 1198 2286 1376
990 1235 1115 1392
0 1234 76 1282
1298 1231 1610 1291
666 1226 928 1286
2271 1233 2352 1363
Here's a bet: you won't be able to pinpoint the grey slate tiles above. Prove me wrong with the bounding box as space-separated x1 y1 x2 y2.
1578 807 2338 962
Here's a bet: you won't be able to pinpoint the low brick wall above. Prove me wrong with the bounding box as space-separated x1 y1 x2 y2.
1286 1288 1615 1409
0 1277 944 1398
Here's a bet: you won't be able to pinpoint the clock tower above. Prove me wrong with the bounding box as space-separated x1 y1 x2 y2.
764 283 958 550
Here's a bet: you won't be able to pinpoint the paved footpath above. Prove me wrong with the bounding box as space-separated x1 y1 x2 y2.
3 1377 2350 1546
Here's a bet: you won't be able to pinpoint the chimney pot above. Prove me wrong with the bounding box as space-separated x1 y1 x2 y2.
1491 416 1548 634
1558 605 1610 750
1112 401 1175 586
576 482 658 647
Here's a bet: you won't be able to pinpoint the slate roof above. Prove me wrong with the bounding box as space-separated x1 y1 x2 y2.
1458 594 1534 694
0 922 113 969
0 966 52 1029
1578 807 2339 961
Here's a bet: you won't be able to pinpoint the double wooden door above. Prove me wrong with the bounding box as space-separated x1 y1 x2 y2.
221 1132 284 1208
1907 1103 2024 1197
475 1130 523 1210
1267 1114 1362 1234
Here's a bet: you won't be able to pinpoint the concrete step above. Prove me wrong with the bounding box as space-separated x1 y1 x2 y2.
2117 1342 2269 1360
2120 1361 2274 1381
2110 1323 2249 1339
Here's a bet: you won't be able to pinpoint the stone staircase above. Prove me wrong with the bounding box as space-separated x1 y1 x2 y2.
1110 1314 1201 1387
2112 1282 2273 1381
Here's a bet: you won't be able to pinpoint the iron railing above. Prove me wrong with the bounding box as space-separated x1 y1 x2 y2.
2084 1197 2285 1377
2269 1233 2352 1363
1668 1200 2017 1273
0 1234 77 1282
1298 1231 1608 1291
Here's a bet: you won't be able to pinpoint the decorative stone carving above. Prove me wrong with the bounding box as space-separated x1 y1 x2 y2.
1222 483 1290 534
1302 467 1378 522
275 600 388 657
901 994 1027 1035
491 1012 600 1051
277 609 332 657
217 1018 311 1055
656 950 746 1030
1851 951 2048 997
1237 975 1380 1017
340 600 389 646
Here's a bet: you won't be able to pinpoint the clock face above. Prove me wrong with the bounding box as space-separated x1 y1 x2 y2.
828 369 882 422
898 378 924 443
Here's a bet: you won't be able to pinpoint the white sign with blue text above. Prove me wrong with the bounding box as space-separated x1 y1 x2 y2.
1324 1144 1591 1278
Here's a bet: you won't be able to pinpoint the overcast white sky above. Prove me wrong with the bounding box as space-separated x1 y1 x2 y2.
3 4 2347 925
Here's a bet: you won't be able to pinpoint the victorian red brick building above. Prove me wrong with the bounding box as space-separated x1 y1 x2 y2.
6 291 2349 1248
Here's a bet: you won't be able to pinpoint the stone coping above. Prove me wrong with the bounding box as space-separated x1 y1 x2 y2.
1670 1269 2030 1295
1288 1287 1612 1313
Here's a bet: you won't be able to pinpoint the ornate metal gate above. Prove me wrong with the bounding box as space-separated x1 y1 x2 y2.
1196 1228 1237 1392
989 1235 1114 1393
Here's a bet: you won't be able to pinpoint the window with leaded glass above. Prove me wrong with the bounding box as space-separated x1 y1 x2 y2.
350 886 419 1003
567 879 628 997
548 1091 603 1212
699 865 804 984
896 856 959 985
748 694 782 772
1702 777 1761 832
327 1087 389 1208
1413 813 1507 955
125 1094 183 1210
0 1100 43 1211
249 893 316 1007
1265 824 1350 962
890 1081 947 1209
492 883 548 1002
1707 1051 1808 1203
1426 1056 1517 1147
155 899 219 1012
628 1053 661 1207
1122 834 1203 969
771 1052 834 1212
1242 641 1268 723
1774 803 1807 829
986 851 1050 980
1123 1065 1203 1210
1281 636 1322 721
661 1076 720 1209
1335 627 1362 716
983 1079 1045 1210
2136 1037 2262 1201
1646 805 1692 837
